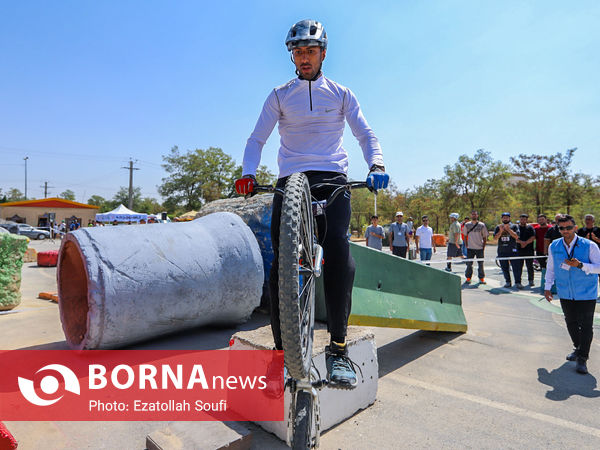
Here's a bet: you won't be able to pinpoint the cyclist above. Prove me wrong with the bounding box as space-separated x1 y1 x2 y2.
235 19 389 389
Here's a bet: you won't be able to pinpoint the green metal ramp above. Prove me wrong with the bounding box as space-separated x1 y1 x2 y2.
316 242 467 332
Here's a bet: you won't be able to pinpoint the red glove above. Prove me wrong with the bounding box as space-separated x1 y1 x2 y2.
235 175 256 195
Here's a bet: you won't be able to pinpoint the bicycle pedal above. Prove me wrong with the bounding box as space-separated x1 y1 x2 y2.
311 379 328 389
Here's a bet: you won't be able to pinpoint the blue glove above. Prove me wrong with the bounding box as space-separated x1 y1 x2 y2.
366 165 389 191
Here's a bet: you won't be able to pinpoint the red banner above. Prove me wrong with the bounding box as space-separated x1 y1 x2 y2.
0 350 284 421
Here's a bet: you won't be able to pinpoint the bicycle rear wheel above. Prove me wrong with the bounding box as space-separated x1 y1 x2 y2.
278 172 315 379
292 390 314 450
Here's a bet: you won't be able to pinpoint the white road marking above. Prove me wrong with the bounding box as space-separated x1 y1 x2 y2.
395 375 600 438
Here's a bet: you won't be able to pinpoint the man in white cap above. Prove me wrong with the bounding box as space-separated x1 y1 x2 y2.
389 211 410 258
446 213 463 271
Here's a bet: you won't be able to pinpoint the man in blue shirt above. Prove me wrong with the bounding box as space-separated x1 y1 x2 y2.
389 212 410 258
545 214 600 375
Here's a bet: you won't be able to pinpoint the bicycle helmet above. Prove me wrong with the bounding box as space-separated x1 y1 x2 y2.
285 19 327 51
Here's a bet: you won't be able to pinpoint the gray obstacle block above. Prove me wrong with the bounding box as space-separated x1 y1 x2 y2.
146 421 252 450
230 325 378 442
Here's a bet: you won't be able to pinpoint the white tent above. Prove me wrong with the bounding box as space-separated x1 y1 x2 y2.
95 204 148 223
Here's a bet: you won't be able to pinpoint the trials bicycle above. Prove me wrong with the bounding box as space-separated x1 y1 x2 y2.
245 172 370 449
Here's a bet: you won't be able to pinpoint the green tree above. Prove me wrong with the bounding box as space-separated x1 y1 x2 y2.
7 188 25 202
137 197 164 214
509 152 561 215
87 195 109 212
59 189 76 201
440 149 511 217
159 146 238 210
110 186 142 210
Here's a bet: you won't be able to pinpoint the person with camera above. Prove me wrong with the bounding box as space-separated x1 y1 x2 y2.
494 212 522 288
516 213 536 287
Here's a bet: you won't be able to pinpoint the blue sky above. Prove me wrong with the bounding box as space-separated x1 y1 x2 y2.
1 1 598 203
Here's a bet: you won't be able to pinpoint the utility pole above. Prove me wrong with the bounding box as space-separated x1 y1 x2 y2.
121 159 139 209
40 181 55 198
24 156 29 200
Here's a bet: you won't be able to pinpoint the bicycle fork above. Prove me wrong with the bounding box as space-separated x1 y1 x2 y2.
286 367 328 448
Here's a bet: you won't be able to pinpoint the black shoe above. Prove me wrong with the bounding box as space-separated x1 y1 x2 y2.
515 283 524 290
528 281 535 287
503 282 512 288
576 357 589 375
326 344 358 390
566 350 578 362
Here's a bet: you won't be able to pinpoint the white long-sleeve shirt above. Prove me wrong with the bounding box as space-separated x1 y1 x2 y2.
242 74 384 178
545 235 600 290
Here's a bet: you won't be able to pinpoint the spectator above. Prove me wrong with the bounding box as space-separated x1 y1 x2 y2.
464 210 488 284
494 212 522 289
112 220 119 226
406 216 414 239
533 214 550 270
389 211 410 258
577 214 600 246
516 213 536 287
544 214 600 375
364 215 385 251
415 215 436 264
460 217 469 257
544 213 563 255
446 213 463 272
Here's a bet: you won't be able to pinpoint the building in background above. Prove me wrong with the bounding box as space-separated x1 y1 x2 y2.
0 198 99 229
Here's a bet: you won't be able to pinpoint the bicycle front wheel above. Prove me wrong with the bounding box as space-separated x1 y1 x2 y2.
278 172 315 379
292 390 314 450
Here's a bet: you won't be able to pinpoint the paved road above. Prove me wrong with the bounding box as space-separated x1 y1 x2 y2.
3 241 600 449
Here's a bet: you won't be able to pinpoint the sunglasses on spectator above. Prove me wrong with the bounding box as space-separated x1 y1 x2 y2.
558 225 574 231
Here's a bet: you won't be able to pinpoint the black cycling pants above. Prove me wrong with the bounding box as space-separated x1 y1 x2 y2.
269 171 355 350
560 299 596 359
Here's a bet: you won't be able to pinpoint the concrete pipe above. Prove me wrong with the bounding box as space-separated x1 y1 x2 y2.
57 212 263 349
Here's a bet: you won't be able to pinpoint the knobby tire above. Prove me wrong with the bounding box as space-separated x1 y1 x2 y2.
292 390 313 450
278 172 315 379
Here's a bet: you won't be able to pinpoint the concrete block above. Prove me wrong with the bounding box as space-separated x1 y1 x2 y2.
230 325 378 443
146 421 251 450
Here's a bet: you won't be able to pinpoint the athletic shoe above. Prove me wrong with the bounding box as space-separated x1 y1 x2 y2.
576 357 589 375
515 283 524 290
503 283 512 288
566 351 578 362
528 281 535 287
445 267 452 272
479 278 486 284
326 344 358 390
465 278 471 284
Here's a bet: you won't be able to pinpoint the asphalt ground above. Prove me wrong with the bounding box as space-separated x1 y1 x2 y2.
2 239 600 449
